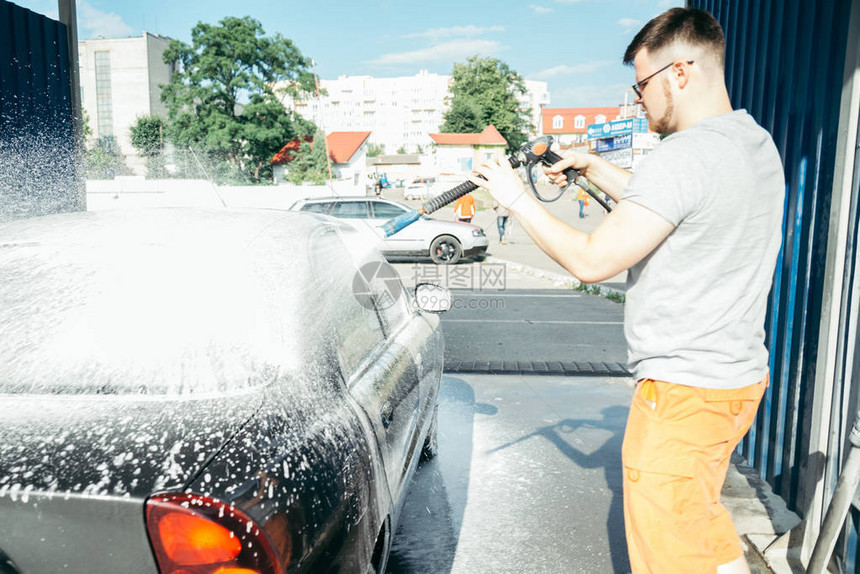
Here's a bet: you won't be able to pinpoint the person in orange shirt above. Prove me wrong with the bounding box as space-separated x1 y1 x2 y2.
453 193 476 223
576 185 589 218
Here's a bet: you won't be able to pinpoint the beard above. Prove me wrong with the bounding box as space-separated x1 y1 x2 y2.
648 82 675 135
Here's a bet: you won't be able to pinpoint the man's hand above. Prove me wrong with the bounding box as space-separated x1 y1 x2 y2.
544 150 592 188
466 158 532 211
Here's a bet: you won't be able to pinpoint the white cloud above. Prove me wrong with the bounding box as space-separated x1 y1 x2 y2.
618 18 642 34
531 61 613 79
553 0 587 3
367 40 502 66
404 25 505 40
530 5 554 13
78 0 134 38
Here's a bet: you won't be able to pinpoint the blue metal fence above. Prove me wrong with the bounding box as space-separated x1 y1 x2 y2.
0 0 79 220
690 0 859 566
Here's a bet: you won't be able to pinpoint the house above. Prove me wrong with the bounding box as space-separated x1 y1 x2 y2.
271 131 371 186
367 154 422 186
429 125 507 177
326 131 372 186
541 107 625 147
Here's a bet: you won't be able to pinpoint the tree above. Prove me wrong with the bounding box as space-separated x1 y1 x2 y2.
441 97 484 134
441 56 532 152
84 137 131 179
129 115 166 178
366 142 385 157
287 128 329 184
160 16 316 183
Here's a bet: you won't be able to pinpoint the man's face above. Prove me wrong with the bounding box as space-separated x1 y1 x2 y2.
633 49 675 134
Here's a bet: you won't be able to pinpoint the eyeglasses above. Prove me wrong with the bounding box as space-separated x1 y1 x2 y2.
632 60 694 99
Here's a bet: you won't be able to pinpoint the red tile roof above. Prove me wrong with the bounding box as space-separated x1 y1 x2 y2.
542 107 622 134
429 125 507 146
326 131 371 163
271 131 371 165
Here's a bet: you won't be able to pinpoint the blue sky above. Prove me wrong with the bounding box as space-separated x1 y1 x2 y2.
16 0 681 107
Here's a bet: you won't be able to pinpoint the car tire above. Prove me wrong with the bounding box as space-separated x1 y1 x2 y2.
420 404 439 461
429 235 462 265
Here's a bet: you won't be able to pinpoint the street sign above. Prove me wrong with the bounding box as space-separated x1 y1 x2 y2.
595 133 632 153
599 148 633 169
587 118 634 140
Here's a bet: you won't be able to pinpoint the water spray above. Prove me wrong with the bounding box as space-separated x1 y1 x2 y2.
381 135 610 237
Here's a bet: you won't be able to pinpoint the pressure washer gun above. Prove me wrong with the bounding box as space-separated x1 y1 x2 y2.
381 135 611 237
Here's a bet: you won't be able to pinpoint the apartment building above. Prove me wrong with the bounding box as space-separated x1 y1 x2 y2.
276 71 550 154
78 32 174 175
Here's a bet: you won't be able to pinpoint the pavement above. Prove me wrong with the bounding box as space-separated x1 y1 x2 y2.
384 185 802 573
388 374 800 574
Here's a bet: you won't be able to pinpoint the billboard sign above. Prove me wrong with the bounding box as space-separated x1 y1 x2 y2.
587 118 633 140
599 148 633 169
595 133 632 153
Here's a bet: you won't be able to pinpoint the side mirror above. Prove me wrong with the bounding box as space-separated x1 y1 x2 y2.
414 283 452 313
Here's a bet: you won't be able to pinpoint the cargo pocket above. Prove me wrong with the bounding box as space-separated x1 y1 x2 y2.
622 379 696 479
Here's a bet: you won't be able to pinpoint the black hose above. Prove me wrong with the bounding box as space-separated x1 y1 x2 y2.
420 155 522 214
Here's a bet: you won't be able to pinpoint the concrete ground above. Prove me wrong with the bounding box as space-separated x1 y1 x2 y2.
388 374 799 574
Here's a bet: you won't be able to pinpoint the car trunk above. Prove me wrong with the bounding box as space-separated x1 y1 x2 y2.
0 391 263 573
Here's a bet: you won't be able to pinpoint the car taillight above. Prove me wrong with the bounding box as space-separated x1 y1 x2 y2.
145 493 283 574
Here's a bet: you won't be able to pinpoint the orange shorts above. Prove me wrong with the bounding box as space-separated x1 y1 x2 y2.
621 376 767 574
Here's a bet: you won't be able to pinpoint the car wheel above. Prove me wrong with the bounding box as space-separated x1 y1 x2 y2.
429 235 462 265
420 404 439 461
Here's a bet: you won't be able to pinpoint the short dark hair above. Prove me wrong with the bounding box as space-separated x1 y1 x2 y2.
623 8 725 67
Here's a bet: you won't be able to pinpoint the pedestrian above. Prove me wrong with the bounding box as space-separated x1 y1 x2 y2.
453 193 475 223
493 200 510 243
576 186 589 218
467 8 784 574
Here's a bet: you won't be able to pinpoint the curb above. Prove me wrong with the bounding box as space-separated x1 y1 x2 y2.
484 256 626 301
444 359 630 377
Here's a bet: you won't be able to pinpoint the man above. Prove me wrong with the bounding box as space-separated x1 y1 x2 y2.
468 8 784 574
453 192 476 223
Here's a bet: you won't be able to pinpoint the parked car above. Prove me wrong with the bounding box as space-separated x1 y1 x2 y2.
403 177 437 200
0 208 448 574
403 181 429 200
289 196 488 264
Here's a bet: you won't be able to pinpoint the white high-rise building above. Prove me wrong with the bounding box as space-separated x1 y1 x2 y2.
78 32 174 174
276 71 549 154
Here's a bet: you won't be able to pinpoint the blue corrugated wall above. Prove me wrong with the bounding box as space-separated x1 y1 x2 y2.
690 0 858 564
0 0 79 220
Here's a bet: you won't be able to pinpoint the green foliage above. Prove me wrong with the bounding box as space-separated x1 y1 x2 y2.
85 137 130 179
160 16 316 184
574 281 626 303
129 116 165 157
81 108 93 139
441 97 484 134
286 129 329 184
130 116 167 178
442 56 532 152
366 142 385 157
396 146 407 154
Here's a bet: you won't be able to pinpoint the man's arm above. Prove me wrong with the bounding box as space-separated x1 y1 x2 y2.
468 158 674 283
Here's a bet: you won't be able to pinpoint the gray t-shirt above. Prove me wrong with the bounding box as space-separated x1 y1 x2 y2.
621 110 784 389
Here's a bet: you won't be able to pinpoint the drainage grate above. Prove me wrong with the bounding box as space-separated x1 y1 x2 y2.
444 360 630 377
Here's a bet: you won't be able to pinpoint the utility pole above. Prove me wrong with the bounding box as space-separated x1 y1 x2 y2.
58 0 85 211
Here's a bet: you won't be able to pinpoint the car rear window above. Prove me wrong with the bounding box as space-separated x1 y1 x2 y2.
371 202 408 219
301 202 334 214
330 201 370 219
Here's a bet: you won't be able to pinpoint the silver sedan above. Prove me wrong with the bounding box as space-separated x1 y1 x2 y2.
289 196 488 264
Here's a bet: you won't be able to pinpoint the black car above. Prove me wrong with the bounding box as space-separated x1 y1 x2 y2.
0 208 447 573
